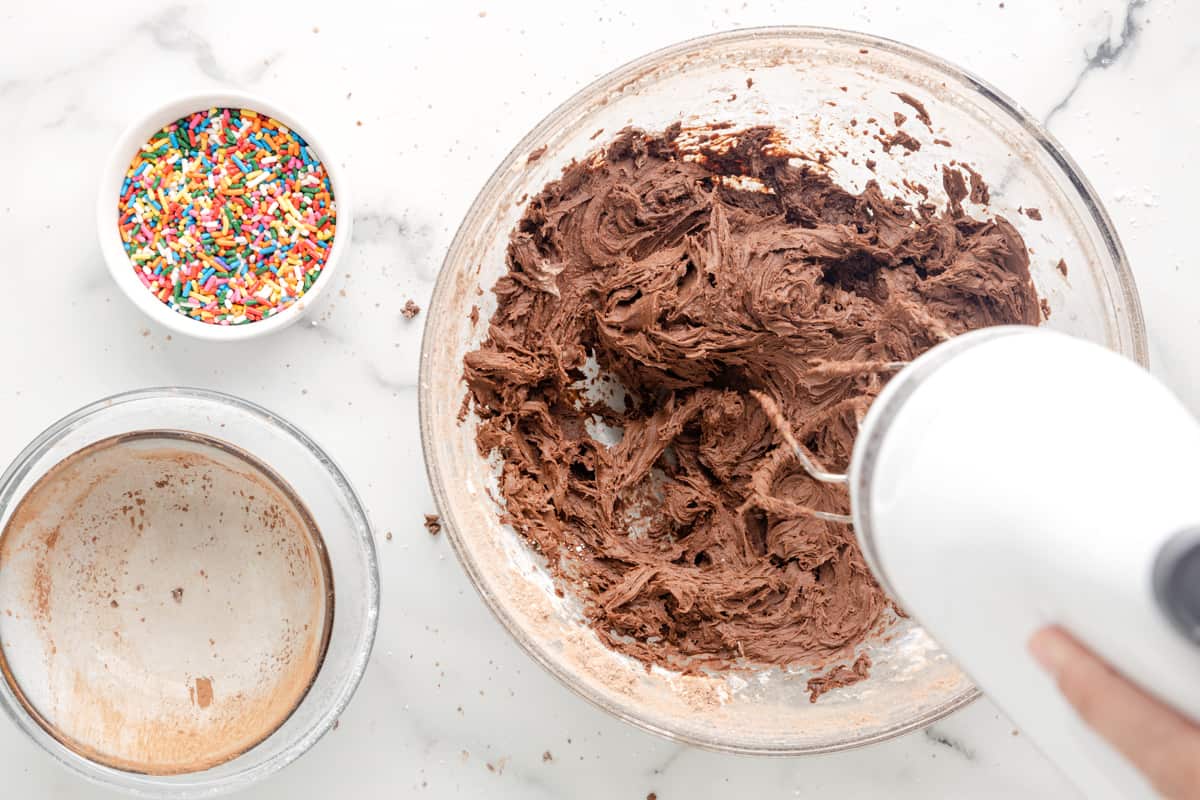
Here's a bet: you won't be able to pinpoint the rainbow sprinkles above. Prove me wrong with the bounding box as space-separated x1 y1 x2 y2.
117 107 336 325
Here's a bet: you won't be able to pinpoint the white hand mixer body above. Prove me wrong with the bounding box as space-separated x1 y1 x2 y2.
846 326 1200 799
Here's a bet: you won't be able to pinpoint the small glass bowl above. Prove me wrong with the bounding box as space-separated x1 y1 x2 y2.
0 388 379 797
96 91 353 341
421 27 1147 755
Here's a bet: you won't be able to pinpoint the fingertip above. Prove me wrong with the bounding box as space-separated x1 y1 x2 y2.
1028 625 1072 677
1027 626 1200 798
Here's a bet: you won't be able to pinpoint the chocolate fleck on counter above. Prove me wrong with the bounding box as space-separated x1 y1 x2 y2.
402 299 421 319
463 125 1040 676
424 514 442 536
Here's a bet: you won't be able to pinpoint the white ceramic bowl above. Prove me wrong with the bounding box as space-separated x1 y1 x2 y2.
96 91 352 341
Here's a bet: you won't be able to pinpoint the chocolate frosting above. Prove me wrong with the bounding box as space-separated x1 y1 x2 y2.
807 653 872 702
464 125 1039 675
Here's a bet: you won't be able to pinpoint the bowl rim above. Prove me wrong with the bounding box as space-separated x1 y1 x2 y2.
0 387 380 796
419 25 1149 756
96 90 352 342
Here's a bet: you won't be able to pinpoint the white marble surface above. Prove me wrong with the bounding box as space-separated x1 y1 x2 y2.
0 0 1195 796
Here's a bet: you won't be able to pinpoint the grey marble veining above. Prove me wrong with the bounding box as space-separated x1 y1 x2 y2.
1044 0 1149 124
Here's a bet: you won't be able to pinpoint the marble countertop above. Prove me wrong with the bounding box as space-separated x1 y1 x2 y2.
1 0 1194 796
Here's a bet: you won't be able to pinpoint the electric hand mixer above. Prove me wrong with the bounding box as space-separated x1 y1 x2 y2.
799 325 1200 799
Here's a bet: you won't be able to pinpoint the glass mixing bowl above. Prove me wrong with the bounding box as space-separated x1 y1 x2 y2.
0 389 379 796
420 27 1146 754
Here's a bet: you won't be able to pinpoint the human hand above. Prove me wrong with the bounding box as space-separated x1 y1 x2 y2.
1029 626 1200 800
